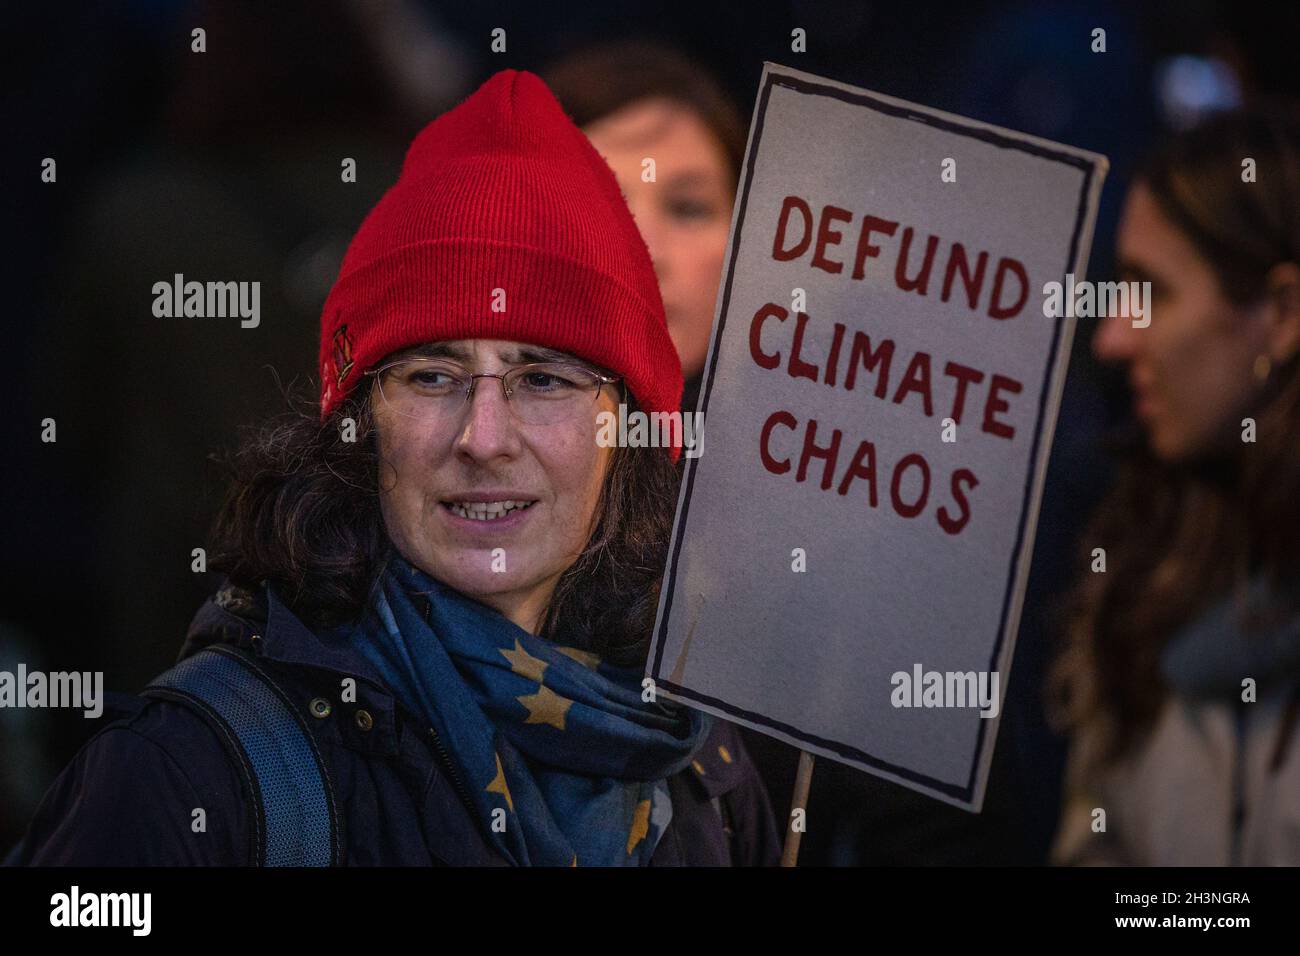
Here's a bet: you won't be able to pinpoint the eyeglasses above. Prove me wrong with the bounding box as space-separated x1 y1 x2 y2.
364 358 621 426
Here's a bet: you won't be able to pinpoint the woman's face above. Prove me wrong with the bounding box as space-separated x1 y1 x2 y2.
584 97 734 382
1093 182 1273 462
372 339 618 633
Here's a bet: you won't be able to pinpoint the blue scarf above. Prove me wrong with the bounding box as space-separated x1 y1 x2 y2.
342 552 711 866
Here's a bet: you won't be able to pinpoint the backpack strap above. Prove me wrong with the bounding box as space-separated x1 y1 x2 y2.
144 645 340 866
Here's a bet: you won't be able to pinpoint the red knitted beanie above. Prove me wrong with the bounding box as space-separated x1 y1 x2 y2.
318 69 682 460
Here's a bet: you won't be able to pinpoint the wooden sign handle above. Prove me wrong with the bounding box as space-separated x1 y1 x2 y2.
780 750 815 867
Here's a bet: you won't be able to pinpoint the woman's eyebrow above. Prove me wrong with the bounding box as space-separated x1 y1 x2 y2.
511 346 616 378
398 342 471 361
394 342 588 366
664 170 725 190
511 345 578 364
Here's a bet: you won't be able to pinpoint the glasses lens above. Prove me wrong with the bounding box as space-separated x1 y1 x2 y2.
377 360 468 419
505 363 603 425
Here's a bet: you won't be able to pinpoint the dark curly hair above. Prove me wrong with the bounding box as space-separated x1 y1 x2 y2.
207 378 680 668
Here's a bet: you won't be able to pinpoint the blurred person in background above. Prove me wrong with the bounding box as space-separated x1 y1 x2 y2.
1052 108 1300 865
542 41 746 416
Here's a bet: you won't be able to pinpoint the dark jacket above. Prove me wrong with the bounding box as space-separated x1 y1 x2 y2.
5 581 782 866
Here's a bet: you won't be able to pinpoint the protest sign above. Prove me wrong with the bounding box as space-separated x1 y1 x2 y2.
647 62 1108 811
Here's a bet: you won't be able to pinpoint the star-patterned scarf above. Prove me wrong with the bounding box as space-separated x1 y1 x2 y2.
345 551 712 866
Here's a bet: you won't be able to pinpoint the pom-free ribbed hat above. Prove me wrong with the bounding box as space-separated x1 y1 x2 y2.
318 69 682 459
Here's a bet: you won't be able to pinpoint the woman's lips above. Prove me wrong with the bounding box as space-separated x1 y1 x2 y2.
438 498 538 533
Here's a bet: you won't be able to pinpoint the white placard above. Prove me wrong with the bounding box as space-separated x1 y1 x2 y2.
647 62 1108 811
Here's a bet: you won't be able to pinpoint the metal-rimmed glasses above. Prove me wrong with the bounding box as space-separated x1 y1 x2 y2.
364 357 622 426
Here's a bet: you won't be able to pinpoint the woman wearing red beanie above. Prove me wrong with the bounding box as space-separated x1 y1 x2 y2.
5 70 780 867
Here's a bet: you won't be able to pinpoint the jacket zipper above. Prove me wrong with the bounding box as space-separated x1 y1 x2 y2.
412 596 481 821
426 723 478 819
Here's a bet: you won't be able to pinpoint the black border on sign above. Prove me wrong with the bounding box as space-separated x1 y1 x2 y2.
650 69 1098 804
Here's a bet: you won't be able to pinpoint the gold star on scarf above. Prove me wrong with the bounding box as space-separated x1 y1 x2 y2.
626 798 652 855
555 645 601 670
500 639 547 683
485 751 513 812
517 684 572 730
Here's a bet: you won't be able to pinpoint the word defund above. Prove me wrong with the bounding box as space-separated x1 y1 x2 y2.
1042 273 1152 327
50 886 151 936
596 403 704 459
152 273 261 327
0 665 103 717
772 194 1033 320
890 664 1000 718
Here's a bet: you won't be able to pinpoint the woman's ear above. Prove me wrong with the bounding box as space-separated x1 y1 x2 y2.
1262 261 1300 365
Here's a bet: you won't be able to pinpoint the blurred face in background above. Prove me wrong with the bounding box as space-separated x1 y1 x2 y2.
584 97 734 381
1093 181 1289 462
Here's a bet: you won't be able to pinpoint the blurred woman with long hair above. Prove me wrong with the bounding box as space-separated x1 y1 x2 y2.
1051 108 1300 865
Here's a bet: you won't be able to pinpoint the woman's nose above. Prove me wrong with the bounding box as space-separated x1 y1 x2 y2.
1091 310 1141 366
453 378 522 462
630 202 668 282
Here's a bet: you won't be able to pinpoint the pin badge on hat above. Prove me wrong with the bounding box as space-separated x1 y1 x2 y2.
332 324 355 388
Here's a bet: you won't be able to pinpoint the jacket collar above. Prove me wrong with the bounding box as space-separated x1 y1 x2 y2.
181 579 396 700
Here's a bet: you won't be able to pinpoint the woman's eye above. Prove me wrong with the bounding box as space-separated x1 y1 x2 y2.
410 370 457 388
521 371 578 390
667 197 719 221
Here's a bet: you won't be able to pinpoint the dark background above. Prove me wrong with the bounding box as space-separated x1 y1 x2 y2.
4 0 1298 861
